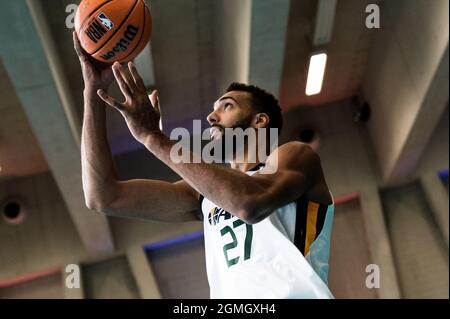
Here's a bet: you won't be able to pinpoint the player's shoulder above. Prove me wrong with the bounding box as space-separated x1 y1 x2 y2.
275 141 319 160
267 141 320 171
277 141 314 153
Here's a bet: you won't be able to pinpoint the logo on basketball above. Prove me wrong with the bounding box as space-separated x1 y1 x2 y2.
97 12 114 30
74 0 152 63
85 17 109 43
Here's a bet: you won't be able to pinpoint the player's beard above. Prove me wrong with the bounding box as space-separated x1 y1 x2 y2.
209 114 254 163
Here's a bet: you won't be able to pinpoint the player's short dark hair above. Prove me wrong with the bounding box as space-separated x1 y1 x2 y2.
226 82 283 133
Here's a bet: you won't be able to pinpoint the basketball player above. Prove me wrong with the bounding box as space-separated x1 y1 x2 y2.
74 32 335 299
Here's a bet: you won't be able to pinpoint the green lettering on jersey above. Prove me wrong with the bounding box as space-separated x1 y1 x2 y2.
220 220 253 267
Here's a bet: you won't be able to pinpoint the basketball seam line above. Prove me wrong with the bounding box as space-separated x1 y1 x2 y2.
91 0 139 56
120 4 147 62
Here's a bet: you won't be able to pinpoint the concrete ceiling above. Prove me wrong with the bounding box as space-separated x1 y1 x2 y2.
280 0 380 110
0 0 386 178
0 0 448 254
1 0 448 175
0 60 48 183
0 0 114 255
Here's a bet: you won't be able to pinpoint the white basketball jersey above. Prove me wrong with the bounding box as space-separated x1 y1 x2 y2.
199 163 335 299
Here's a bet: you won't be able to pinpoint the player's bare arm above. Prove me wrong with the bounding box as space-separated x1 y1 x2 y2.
148 136 327 224
96 58 330 224
74 32 200 223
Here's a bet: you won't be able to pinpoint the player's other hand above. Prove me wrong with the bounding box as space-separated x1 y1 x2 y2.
97 62 162 145
73 31 114 91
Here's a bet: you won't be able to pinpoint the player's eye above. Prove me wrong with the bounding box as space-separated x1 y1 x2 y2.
224 103 232 109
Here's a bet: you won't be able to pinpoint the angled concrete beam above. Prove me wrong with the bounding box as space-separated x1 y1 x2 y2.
214 0 252 92
26 0 81 148
126 245 162 299
360 185 401 298
390 46 449 179
363 0 449 182
215 0 290 99
248 0 290 98
421 172 449 247
0 0 114 255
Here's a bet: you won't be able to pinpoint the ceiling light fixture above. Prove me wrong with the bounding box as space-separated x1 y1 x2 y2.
305 53 327 96
135 43 156 89
313 0 338 46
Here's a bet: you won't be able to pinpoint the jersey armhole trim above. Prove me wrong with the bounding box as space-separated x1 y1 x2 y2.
197 194 205 221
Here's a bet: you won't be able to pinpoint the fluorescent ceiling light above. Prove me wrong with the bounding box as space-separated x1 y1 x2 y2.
134 43 155 89
313 0 338 46
305 53 327 96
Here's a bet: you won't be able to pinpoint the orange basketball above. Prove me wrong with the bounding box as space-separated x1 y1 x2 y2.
75 0 152 63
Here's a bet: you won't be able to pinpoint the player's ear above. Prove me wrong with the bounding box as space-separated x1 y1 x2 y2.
254 113 269 128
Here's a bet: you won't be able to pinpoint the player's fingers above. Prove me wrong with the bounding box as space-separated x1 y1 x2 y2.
72 31 89 62
112 64 132 98
156 95 161 115
149 90 160 115
128 62 146 91
113 62 137 93
97 89 126 112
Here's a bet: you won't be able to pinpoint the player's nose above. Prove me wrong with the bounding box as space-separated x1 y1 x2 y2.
207 110 219 125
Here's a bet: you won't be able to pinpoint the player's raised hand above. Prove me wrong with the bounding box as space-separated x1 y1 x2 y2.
97 61 162 144
73 31 114 90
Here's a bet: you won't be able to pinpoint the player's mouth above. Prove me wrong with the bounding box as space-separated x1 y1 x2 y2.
209 126 223 140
